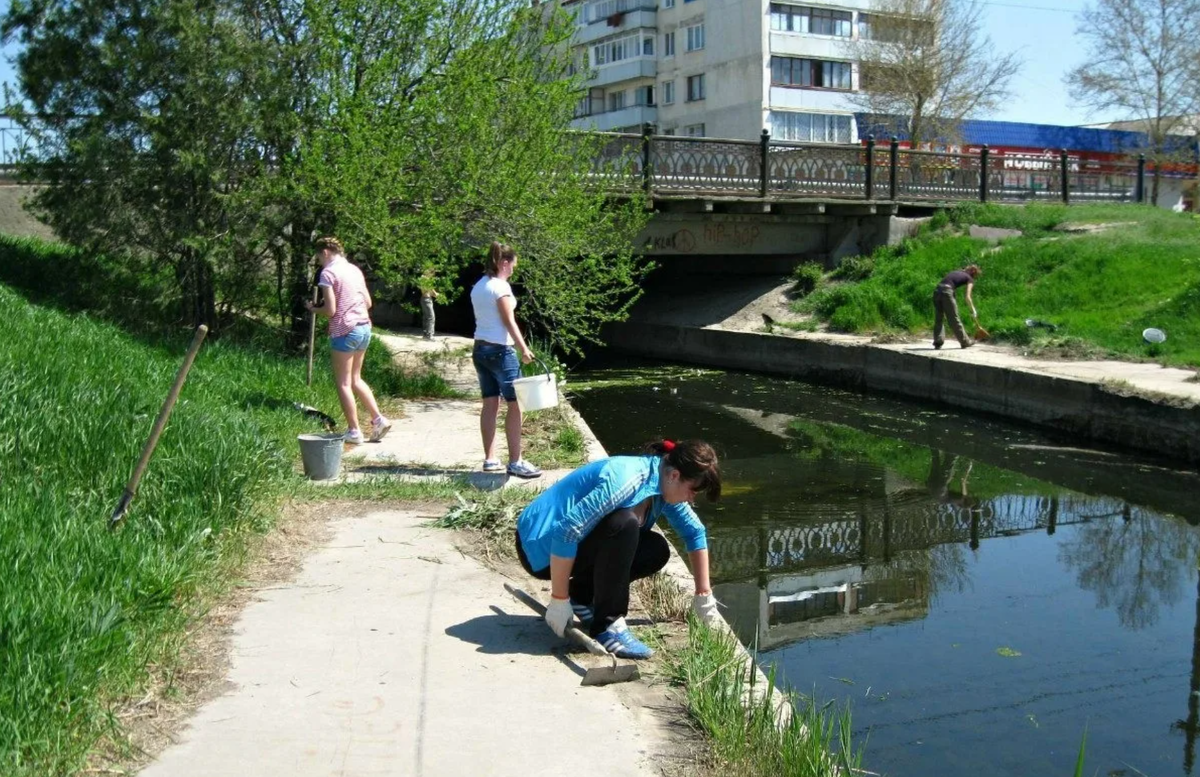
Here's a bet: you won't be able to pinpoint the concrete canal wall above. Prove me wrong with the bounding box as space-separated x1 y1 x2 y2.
606 321 1200 466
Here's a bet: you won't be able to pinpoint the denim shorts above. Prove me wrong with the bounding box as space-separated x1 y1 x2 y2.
473 342 520 402
331 323 372 353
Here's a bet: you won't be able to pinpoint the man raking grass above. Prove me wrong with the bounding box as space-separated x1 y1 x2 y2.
933 264 982 350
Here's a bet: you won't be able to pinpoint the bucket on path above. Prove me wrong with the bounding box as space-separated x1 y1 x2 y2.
298 433 344 480
512 357 558 413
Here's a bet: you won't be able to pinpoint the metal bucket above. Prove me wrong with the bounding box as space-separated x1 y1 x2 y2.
298 433 344 480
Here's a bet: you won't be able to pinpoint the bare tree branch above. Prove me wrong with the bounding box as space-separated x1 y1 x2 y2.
845 0 1021 147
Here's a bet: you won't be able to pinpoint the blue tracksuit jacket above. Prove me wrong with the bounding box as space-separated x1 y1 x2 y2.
515 455 708 572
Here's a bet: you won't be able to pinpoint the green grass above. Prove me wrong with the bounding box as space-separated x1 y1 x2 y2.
663 620 864 776
796 204 1200 366
0 257 452 773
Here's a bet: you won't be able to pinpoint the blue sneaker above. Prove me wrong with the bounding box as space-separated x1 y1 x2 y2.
596 628 654 660
571 601 594 625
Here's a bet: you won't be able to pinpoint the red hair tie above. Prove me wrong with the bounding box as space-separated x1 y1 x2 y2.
661 439 676 452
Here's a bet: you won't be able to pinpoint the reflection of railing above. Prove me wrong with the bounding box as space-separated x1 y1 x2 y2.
710 493 1125 582
590 126 1155 204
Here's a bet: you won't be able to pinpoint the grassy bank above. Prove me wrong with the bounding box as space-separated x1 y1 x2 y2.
794 203 1200 367
0 238 458 773
0 232 593 773
664 622 862 777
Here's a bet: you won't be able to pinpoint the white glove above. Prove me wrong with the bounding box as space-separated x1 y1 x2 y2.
545 597 573 638
693 592 721 627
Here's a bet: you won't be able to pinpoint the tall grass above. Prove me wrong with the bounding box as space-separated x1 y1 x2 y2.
0 272 450 774
664 620 864 776
798 204 1200 366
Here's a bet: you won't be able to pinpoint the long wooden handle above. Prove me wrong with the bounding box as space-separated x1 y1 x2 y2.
305 285 319 387
110 324 209 528
503 583 610 658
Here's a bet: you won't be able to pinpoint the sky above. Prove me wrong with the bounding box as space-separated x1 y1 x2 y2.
978 0 1126 126
0 2 1125 129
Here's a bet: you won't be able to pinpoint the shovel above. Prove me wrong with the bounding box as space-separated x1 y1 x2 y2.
503 583 640 687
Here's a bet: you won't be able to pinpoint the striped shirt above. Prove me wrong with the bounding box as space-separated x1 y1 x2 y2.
317 256 371 338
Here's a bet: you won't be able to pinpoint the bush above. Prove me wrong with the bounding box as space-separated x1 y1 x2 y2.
791 262 825 296
831 254 875 282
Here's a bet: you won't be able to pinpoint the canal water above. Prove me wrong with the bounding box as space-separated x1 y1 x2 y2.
568 361 1200 777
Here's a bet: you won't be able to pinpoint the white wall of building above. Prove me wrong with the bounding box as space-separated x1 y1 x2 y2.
568 0 874 141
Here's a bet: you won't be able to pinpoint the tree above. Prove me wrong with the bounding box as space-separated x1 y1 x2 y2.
2 0 297 331
292 0 650 354
845 0 1020 148
3 0 650 353
1066 0 1200 206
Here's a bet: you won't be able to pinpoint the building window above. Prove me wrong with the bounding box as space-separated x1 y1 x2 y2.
663 30 675 56
608 90 626 112
856 13 906 43
592 32 653 66
684 0 697 3
857 13 873 40
664 128 676 135
643 36 654 56
634 85 655 106
769 3 852 37
662 80 675 104
769 111 853 143
770 56 852 90
686 73 706 101
684 123 705 136
664 0 674 6
809 7 853 36
685 23 705 51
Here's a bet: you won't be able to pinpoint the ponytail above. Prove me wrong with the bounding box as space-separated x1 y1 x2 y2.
484 241 516 276
646 439 722 502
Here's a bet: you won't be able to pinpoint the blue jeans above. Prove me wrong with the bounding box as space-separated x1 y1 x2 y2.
331 323 371 353
473 342 520 402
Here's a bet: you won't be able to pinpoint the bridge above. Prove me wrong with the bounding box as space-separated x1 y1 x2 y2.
592 125 1148 208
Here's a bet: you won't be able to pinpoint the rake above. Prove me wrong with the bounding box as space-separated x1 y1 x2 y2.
503 583 640 687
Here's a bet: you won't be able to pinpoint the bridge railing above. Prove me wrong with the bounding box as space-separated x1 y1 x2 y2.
596 125 1153 205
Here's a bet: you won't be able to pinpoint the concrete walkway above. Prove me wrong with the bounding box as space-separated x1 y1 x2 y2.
142 331 679 777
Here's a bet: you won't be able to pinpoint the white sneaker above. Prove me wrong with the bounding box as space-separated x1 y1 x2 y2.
506 459 542 479
371 416 393 442
343 428 364 445
482 459 504 472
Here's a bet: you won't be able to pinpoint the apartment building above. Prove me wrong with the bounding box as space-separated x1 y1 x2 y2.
565 0 873 142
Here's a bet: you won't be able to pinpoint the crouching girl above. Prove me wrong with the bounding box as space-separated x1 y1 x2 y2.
515 439 723 658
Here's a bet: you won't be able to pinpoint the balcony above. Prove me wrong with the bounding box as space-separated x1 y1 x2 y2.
576 9 658 46
571 104 658 132
587 57 658 87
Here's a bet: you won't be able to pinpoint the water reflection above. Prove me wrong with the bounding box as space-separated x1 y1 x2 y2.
1060 507 1199 631
569 365 1200 776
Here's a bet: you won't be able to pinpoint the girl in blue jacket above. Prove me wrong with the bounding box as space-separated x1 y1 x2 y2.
515 439 723 659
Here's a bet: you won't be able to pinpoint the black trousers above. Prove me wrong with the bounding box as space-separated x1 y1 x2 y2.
516 509 671 637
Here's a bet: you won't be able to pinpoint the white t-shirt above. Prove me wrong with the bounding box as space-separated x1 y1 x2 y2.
471 275 515 345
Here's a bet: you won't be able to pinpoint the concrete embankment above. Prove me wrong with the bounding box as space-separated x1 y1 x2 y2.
607 321 1200 465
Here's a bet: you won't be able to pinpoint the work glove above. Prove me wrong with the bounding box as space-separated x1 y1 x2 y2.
545 596 574 638
693 592 722 627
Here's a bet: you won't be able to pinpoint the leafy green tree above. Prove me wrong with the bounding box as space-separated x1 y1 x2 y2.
3 0 297 331
292 0 650 354
4 0 649 353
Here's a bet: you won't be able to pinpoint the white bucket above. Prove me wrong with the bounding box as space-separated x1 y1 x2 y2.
512 358 559 412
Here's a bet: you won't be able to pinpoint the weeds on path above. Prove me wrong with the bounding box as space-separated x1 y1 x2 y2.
663 619 865 777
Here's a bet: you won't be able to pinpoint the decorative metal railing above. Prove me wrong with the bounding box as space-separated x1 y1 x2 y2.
592 125 1155 205
709 493 1127 582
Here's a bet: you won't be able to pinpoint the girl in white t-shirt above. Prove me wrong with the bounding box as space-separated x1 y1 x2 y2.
470 242 540 479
